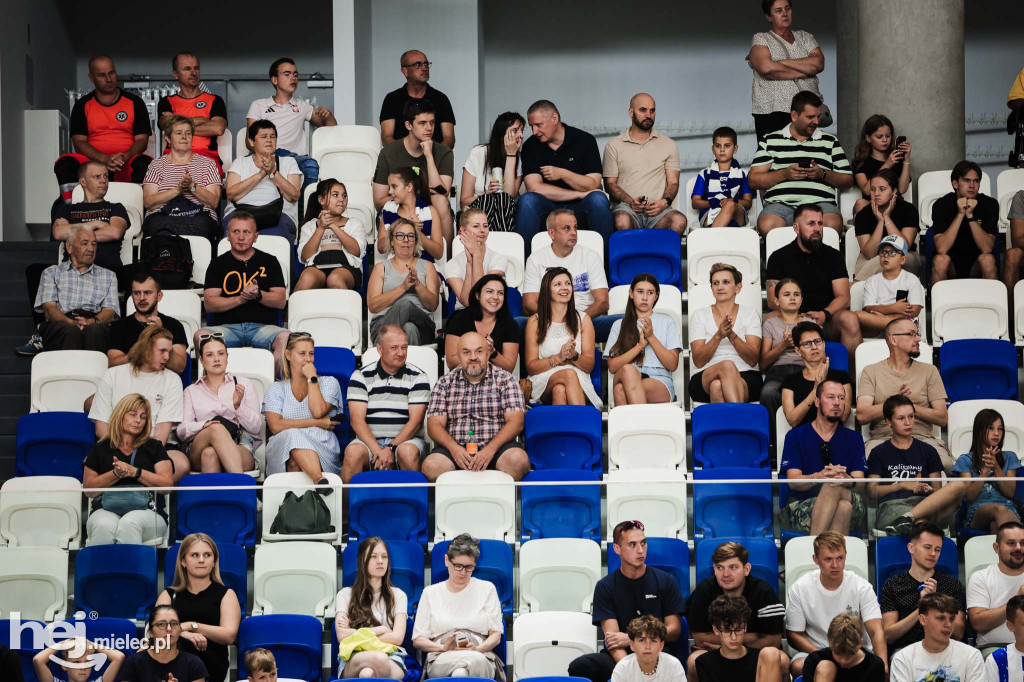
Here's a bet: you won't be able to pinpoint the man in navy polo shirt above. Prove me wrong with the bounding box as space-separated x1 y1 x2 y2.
517 100 613 257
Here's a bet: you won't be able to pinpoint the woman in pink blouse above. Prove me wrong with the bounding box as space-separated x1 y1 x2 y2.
176 335 262 473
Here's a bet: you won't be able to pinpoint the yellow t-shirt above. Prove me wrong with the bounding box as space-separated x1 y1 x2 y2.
1009 66 1024 103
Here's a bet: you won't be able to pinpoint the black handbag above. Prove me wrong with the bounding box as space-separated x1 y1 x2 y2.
269 490 334 534
235 197 284 231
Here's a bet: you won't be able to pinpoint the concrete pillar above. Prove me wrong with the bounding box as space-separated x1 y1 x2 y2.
857 0 965 185
333 0 373 125
835 0 859 157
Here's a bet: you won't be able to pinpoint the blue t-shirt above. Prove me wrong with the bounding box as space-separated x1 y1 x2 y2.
780 423 867 500
867 438 945 502
952 451 1021 509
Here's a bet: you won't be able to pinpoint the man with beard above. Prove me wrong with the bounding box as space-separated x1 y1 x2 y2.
930 159 1000 282
765 203 862 359
602 93 686 233
157 52 228 173
779 379 868 536
749 90 852 236
856 318 951 471
421 332 529 481
967 521 1024 649
107 272 188 373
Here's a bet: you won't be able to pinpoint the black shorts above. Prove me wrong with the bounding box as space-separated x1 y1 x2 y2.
315 262 362 289
689 368 763 403
426 439 527 470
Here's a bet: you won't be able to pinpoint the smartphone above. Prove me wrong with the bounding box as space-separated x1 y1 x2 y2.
895 136 907 148
896 289 909 301
455 633 470 648
639 196 648 204
799 160 812 169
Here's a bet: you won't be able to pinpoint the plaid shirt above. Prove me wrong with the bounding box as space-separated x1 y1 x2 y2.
426 363 525 447
34 258 119 316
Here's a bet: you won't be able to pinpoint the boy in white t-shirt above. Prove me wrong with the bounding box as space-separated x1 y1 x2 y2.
967 521 1024 648
855 234 924 338
890 593 984 682
611 615 687 682
986 594 1024 682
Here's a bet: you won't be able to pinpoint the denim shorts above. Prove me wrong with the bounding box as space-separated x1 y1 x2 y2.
204 322 287 351
611 202 676 229
760 201 840 223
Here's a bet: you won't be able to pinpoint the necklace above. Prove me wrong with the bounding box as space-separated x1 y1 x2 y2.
641 666 658 677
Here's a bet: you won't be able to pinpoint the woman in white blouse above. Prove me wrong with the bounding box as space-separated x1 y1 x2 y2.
459 112 525 232
689 263 762 403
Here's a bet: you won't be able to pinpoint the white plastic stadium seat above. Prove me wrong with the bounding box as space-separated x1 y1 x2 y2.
0 476 82 549
680 176 701 231
218 235 292 295
253 541 337 617
0 546 69 621
844 226 859 279
1015 280 1024 344
686 228 761 289
451 232 525 290
512 611 596 680
917 169 992 229
931 279 1008 343
839 186 861 226
434 470 515 543
687 283 761 315
964 534 998 588
997 168 1024 228
607 405 687 471
947 400 1024 457
217 129 234 168
183 235 212 290
361 346 438 388
301 182 376 239
518 538 601 613
127 290 202 349
262 473 344 544
764 226 841 263
312 125 382 183
531 231 605 263
236 127 248 161
287 289 363 353
784 535 869 596
30 350 108 413
605 468 687 540
775 407 791 471
71 181 142 266
608 284 683 338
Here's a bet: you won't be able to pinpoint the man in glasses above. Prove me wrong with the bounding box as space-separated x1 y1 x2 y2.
568 520 686 682
856 317 951 472
379 50 455 149
780 379 867 535
854 234 925 339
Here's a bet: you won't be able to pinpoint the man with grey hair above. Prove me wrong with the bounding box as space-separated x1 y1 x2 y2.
422 332 529 481
379 49 456 149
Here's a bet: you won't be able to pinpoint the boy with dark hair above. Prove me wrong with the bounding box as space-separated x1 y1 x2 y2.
986 594 1024 681
890 593 984 681
930 158 1000 282
610 615 686 682
802 614 886 682
691 126 753 227
693 595 784 682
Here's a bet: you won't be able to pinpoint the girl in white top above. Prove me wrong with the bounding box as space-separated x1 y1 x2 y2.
445 208 509 310
689 263 762 403
334 537 408 680
296 179 367 291
525 266 602 408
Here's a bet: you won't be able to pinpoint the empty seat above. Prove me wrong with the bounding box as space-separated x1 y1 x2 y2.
165 541 248 615
432 539 513 617
348 471 429 543
784 536 869 595
0 546 68 621
695 536 779 593
262 472 344 544
342 539 425 610
608 229 681 287
525 406 602 473
512 612 596 680
765 226 841 262
519 538 601 613
931 279 1009 343
451 231 526 289
605 469 687 540
15 412 95 479
239 614 324 682
218 235 293 295
939 339 1018 402
691 404 770 468
361 345 439 388
175 473 258 547
693 467 773 540
253 541 337 618
607 404 687 471
312 125 382 182
874 535 958 597
75 544 157 620
520 469 601 542
0 476 82 548
686 227 761 289
608 536 690 598
531 231 605 263
30 351 108 413
435 470 515 542
287 289 363 352
947 399 1024 455
964 534 997 587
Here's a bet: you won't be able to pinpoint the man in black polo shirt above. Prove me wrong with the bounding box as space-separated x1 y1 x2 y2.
686 541 787 681
930 159 1000 283
568 520 686 682
517 99 613 257
379 49 456 149
765 203 861 361
194 211 289 373
108 272 188 373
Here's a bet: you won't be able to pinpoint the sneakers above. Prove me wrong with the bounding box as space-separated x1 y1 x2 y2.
14 333 43 356
883 514 916 536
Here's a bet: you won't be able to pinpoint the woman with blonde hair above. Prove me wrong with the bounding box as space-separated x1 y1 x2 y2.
445 208 509 310
367 217 440 345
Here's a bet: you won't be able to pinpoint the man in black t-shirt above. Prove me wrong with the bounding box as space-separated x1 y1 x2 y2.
687 541 786 680
930 159 1000 283
694 595 786 682
194 212 289 373
568 520 686 682
379 49 456 149
108 272 189 373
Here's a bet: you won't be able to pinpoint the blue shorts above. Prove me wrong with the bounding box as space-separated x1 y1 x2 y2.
204 322 287 351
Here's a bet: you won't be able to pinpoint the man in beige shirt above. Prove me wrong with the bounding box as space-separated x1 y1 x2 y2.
602 93 687 234
856 318 952 472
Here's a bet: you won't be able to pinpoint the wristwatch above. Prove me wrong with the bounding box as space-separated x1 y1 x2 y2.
133 468 142 481
308 376 319 384
268 171 277 180
189 621 198 632
189 182 197 193
255 289 263 302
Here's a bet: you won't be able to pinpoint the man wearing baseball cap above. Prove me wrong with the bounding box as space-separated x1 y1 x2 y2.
853 234 925 339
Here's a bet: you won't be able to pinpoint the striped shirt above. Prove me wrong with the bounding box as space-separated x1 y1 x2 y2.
347 360 431 439
986 644 1024 682
142 154 222 219
751 125 851 207
34 258 119 316
426 363 525 447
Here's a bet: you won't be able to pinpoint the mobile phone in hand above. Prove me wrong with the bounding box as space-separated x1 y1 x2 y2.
896 289 909 301
799 161 812 169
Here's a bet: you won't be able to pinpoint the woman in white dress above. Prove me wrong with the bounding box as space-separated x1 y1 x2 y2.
524 266 601 407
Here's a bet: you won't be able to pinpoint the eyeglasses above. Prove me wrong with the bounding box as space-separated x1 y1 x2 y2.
878 250 902 258
402 60 432 69
819 442 833 466
153 620 180 630
891 331 921 338
717 628 747 637
798 337 824 349
288 331 312 341
449 561 476 574
392 232 416 242
197 332 224 342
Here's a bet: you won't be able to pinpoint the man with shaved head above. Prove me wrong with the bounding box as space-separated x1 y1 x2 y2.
603 93 687 233
422 331 529 481
379 49 456 149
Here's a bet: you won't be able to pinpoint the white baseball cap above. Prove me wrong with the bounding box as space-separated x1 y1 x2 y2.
879 234 908 255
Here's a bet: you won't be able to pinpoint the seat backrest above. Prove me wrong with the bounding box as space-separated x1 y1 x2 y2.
261 473 344 544
874 535 958 595
0 546 69 621
849 279 865 311
947 399 1024 456
607 285 683 337
181 235 212 287
784 536 869 595
176 473 259 546
217 129 234 167
607 535 690 598
531 231 605 262
512 611 597 679
287 289 363 352
839 185 861 225
844 225 859 279
525 406 603 473
997 169 1024 223
165 541 249 615
311 125 381 182
342 539 425 608
917 170 990 228
199 347 275 400
238 614 323 681
681 175 701 231
605 469 687 540
931 279 1009 342
608 229 681 287
434 470 515 542
72 182 143 265
518 538 601 613
74 544 157 620
348 471 429 543
127 290 203 346
692 467 773 540
217 235 293 295
520 470 602 543
254 541 337 618
854 339 934 394
686 227 761 288
15 411 95 479
607 404 687 471
687 284 761 324
765 226 841 262
939 338 1018 402
691 404 770 469
431 539 513 615
236 128 249 160
360 346 438 388
30 351 108 413
0 476 82 549
964 534 998 588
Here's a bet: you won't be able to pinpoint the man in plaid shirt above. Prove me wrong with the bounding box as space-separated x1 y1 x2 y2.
423 331 529 481
34 224 119 351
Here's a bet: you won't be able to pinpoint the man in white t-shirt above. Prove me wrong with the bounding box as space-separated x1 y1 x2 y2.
246 57 337 189
522 208 615 341
986 594 1024 681
968 521 1024 648
890 593 983 682
785 531 886 678
854 234 924 338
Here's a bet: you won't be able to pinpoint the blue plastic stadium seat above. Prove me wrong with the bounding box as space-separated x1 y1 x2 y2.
507 287 523 318
608 229 681 287
693 467 773 540
238 614 323 682
47 616 138 679
343 540 425 610
691 404 770 468
525 406 602 472
175 473 258 547
432 540 513 617
824 341 849 373
520 469 601 542
0 618 42 682
316 346 358 445
874 535 958 597
348 471 429 543
608 536 690 599
695 536 779 594
591 348 602 397
74 544 157 620
16 412 95 479
939 339 1018 402
165 542 248 615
